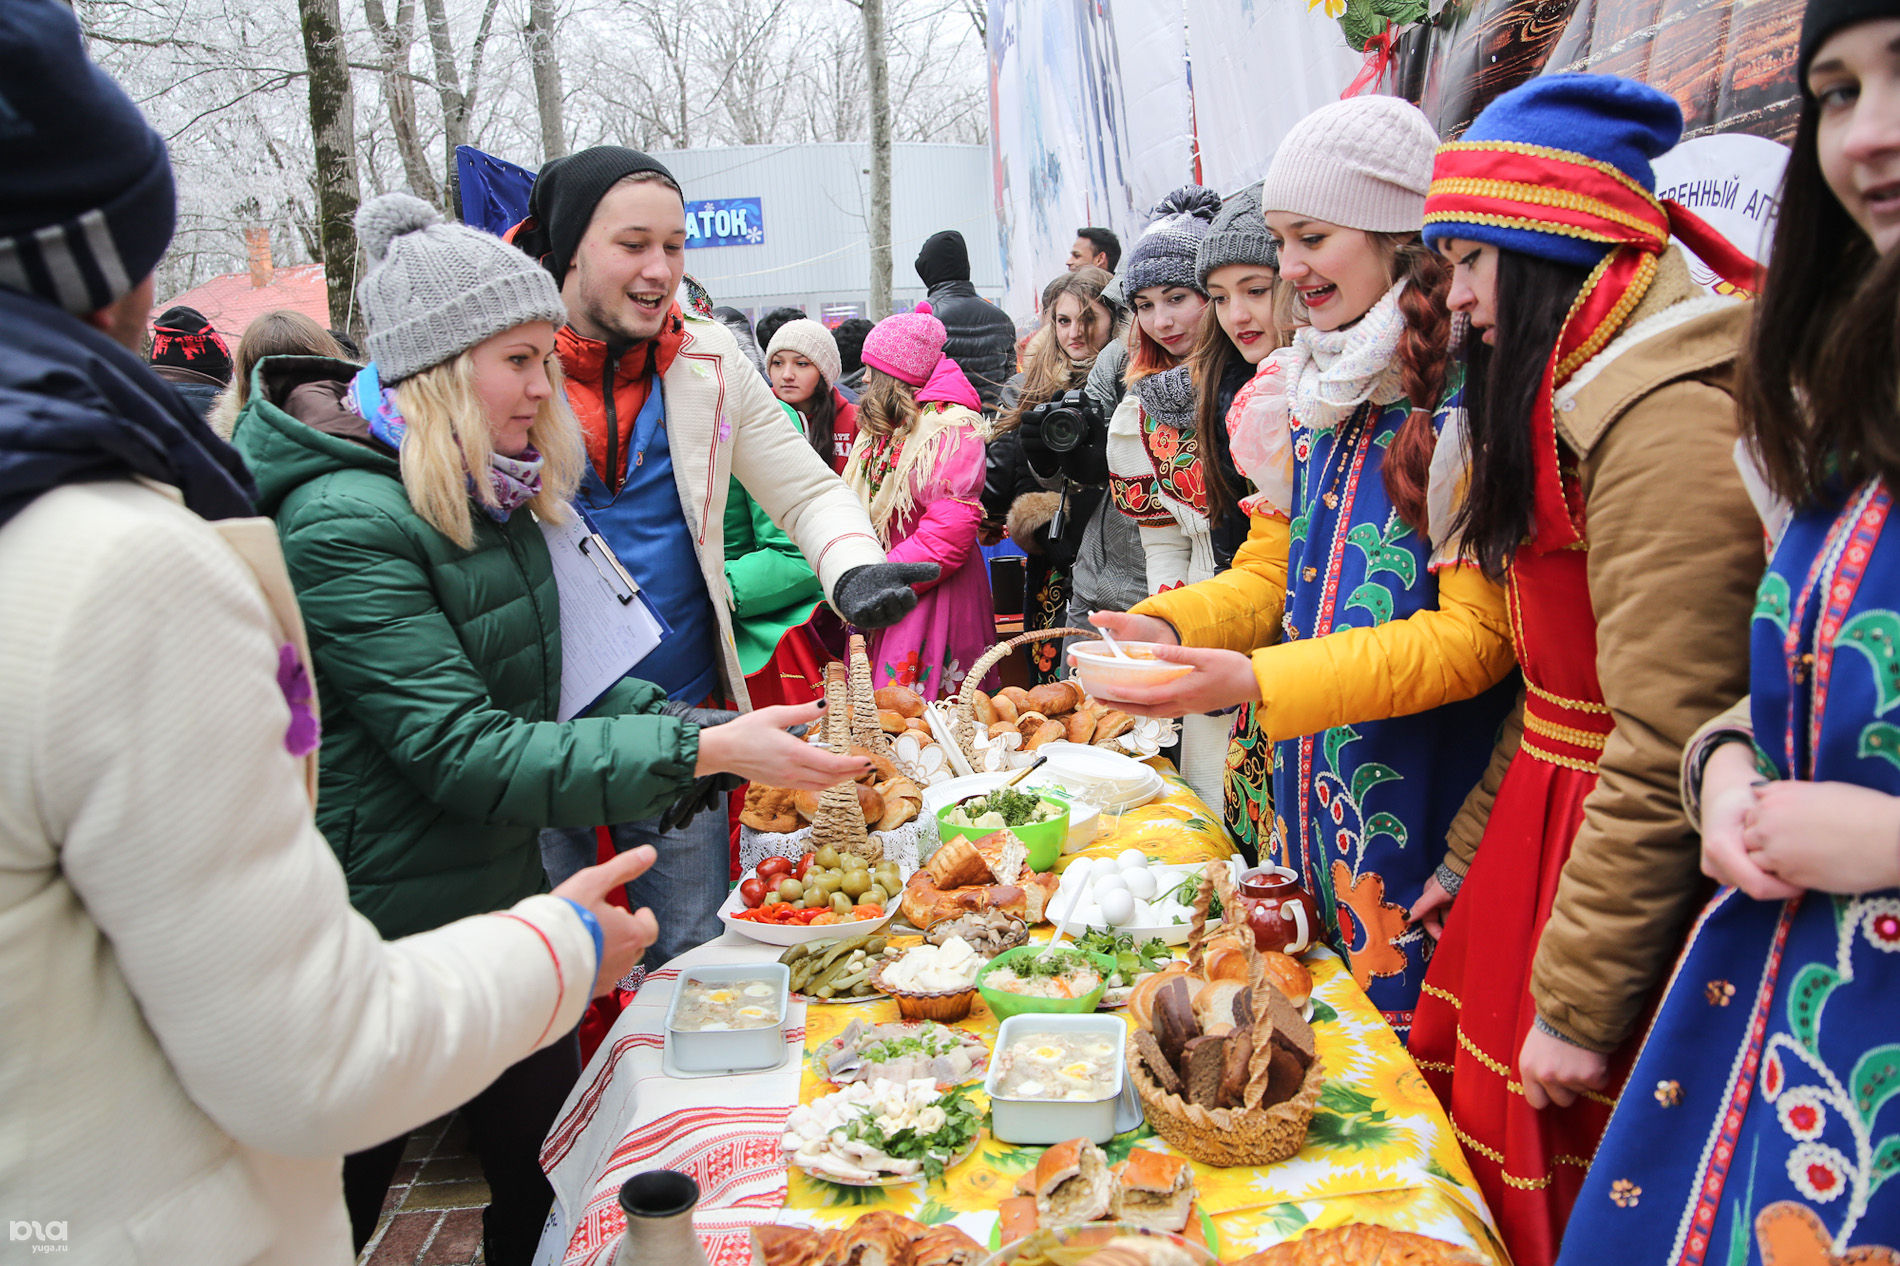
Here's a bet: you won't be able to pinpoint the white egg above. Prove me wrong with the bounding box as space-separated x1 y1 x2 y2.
1126 898 1156 926
1122 868 1158 901
1098 889 1136 927
1118 849 1150 871
1091 871 1128 897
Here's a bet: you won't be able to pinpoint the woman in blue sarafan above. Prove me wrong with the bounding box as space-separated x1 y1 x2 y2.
1556 3 1900 1261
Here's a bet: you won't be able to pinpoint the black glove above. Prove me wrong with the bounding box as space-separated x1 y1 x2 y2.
660 700 740 729
833 562 939 629
655 702 741 831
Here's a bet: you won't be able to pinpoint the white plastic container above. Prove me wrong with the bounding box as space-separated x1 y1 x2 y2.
663 962 791 1073
984 1012 1128 1145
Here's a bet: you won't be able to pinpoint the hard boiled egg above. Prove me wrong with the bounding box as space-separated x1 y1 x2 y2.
1092 872 1128 896
1122 867 1158 901
1098 888 1136 927
1118 849 1150 871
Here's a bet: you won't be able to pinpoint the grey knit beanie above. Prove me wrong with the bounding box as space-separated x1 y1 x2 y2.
355 192 568 383
764 318 842 388
1196 187 1278 288
1121 186 1222 297
1133 364 1198 434
1259 96 1439 234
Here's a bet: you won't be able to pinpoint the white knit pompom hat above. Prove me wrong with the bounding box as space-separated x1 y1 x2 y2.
764 318 842 388
1259 95 1440 234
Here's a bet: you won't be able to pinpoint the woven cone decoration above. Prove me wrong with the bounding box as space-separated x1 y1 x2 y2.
811 666 876 861
848 634 895 760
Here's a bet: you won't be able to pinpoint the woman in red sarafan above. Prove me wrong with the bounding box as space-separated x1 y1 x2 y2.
1404 74 1766 1266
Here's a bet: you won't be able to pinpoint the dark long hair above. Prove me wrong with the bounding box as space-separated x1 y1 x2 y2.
799 384 839 461
1449 250 1594 579
1739 96 1891 506
1189 300 1282 532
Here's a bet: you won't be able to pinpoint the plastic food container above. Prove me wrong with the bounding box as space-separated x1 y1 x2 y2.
984 1012 1128 1145
936 792 1071 872
1067 640 1194 701
976 945 1116 1023
663 962 791 1073
923 771 1102 854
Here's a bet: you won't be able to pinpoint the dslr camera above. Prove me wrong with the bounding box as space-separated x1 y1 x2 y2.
1019 388 1110 486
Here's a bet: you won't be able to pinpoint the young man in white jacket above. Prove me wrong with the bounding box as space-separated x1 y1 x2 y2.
0 6 654 1260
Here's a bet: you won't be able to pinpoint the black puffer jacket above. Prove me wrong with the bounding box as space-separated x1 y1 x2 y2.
915 231 1017 411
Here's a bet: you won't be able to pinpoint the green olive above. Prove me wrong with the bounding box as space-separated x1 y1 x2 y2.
830 891 852 913
776 878 803 902
842 854 869 872
814 846 841 869
811 873 838 896
866 885 889 906
840 871 871 898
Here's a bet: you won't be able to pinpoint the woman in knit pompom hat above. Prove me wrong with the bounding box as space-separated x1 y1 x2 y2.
1401 74 1768 1266
843 303 994 697
766 317 859 472
1091 94 1518 1044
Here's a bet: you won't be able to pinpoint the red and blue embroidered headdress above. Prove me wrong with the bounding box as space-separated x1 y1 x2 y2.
1422 74 1759 552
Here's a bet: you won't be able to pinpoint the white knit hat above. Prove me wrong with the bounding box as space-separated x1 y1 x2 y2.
764 318 842 388
1259 96 1440 234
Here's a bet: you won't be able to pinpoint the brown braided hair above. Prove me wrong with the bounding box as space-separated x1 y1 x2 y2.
1373 234 1453 536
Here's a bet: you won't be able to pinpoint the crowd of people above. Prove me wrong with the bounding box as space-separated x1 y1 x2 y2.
4 0 1900 1261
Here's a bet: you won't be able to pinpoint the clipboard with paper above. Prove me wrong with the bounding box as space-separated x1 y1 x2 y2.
539 507 670 721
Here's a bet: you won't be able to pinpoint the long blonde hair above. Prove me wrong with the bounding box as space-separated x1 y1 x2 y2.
390 351 584 549
997 269 1119 434
855 368 921 439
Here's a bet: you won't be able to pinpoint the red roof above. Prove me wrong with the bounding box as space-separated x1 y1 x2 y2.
160 263 331 343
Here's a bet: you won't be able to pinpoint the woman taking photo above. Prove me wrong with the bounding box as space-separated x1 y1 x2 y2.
1402 76 1764 1266
985 266 1120 682
766 317 858 472
844 303 992 698
230 195 863 1263
1556 11 1900 1260
1089 96 1517 1039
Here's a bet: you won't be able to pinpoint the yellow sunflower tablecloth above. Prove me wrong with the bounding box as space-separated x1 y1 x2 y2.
538 763 1505 1265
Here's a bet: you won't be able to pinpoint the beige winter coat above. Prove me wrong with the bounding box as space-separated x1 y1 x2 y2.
0 479 600 1264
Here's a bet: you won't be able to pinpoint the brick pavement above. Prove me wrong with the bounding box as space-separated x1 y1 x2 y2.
359 1114 490 1265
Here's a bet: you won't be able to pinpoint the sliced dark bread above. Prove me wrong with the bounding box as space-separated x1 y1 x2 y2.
1134 1029 1183 1097
1152 976 1201 1072
1264 987 1316 1068
1217 1023 1254 1108
1261 1045 1307 1107
1180 1034 1228 1109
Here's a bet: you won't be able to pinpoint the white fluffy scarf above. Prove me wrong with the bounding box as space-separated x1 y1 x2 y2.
1283 279 1410 432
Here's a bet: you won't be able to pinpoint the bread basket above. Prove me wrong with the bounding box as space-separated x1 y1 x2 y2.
949 626 1091 764
1126 861 1323 1167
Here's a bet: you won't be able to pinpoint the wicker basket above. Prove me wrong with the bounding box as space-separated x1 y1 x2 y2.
948 626 1092 764
1127 861 1324 1167
810 664 878 861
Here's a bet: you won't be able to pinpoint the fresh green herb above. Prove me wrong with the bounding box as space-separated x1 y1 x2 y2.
1162 874 1222 919
837 1083 983 1184
1076 930 1173 975
1010 948 1089 978
857 1024 957 1065
950 787 1056 828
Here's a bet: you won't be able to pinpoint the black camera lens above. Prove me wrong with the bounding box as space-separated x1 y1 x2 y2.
1038 404 1088 453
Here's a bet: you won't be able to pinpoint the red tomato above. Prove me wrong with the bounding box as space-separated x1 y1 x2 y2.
793 854 815 880
738 877 767 909
757 857 793 881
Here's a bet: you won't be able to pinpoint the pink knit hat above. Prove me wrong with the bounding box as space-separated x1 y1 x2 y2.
860 301 947 387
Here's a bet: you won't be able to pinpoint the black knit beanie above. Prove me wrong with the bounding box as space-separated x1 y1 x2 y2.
150 305 233 382
0 0 176 315
1800 0 1900 83
515 146 681 285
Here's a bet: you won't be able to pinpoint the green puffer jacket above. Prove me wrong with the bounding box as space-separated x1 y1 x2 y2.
230 356 698 938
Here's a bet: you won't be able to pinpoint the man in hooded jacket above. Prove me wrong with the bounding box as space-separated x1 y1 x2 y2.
914 229 1016 411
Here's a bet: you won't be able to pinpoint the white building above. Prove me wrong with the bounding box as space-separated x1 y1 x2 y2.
651 142 1005 325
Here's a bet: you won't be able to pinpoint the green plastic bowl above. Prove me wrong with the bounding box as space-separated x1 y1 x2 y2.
936 791 1072 873
975 945 1116 1022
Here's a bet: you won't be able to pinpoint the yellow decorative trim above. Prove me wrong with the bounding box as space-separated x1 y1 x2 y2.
1426 176 1661 236
1421 982 1462 1007
1449 1113 1594 1191
1523 711 1610 751
1423 209 1624 244
1415 1058 1457 1074
1456 1026 1618 1106
1526 679 1611 714
1435 139 1662 204
1520 738 1602 772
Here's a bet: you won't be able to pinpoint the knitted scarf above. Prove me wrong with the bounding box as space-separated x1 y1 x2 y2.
844 401 972 546
1282 280 1410 433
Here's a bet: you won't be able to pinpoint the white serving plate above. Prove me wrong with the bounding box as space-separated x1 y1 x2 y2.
1032 742 1165 815
984 1012 1128 1146
1052 859 1241 945
717 884 895 947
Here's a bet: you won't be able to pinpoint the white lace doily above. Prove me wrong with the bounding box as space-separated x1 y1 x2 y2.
738 818 925 877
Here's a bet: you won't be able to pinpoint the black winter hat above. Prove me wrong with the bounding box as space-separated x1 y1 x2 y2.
150 305 233 383
1799 0 1900 83
0 0 176 315
915 230 972 287
515 146 681 286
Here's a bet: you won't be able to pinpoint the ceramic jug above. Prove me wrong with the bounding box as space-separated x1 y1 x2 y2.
1235 865 1319 955
611 1170 711 1266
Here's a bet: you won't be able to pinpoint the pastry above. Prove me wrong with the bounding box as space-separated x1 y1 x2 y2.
1230 1224 1491 1266
875 685 926 718
971 690 998 725
925 833 991 889
1022 718 1066 749
898 869 1059 929
839 1211 918 1266
1092 710 1135 745
1031 1138 1114 1226
911 1224 984 1266
996 685 1034 714
750 1225 828 1266
857 782 887 826
990 692 1020 723
1111 1148 1196 1233
873 777 923 831
973 828 1027 885
1065 710 1098 743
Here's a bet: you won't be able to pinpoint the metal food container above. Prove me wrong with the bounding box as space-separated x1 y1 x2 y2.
663 962 792 1073
984 1012 1128 1145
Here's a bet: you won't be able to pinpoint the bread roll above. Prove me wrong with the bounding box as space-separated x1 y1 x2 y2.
988 720 1019 740
1027 680 1083 715
971 691 997 725
1032 1138 1113 1226
1065 710 1098 744
839 1211 918 1266
792 788 821 822
877 708 909 734
990 692 1020 723
905 716 931 732
874 777 922 831
750 1225 828 1266
1023 718 1066 749
913 1224 984 1266
1092 710 1135 744
856 782 887 826
924 833 991 888
874 685 926 718
997 685 1034 713
1261 950 1313 1007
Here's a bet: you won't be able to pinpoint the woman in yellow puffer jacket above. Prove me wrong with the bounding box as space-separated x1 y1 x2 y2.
1088 96 1517 1039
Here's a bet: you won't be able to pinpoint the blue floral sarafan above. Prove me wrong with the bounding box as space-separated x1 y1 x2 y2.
1558 480 1900 1266
1269 376 1515 1040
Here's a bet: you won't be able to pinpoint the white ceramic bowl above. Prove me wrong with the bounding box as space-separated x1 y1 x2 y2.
663 962 791 1073
1067 640 1194 701
716 884 895 947
983 1011 1128 1145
